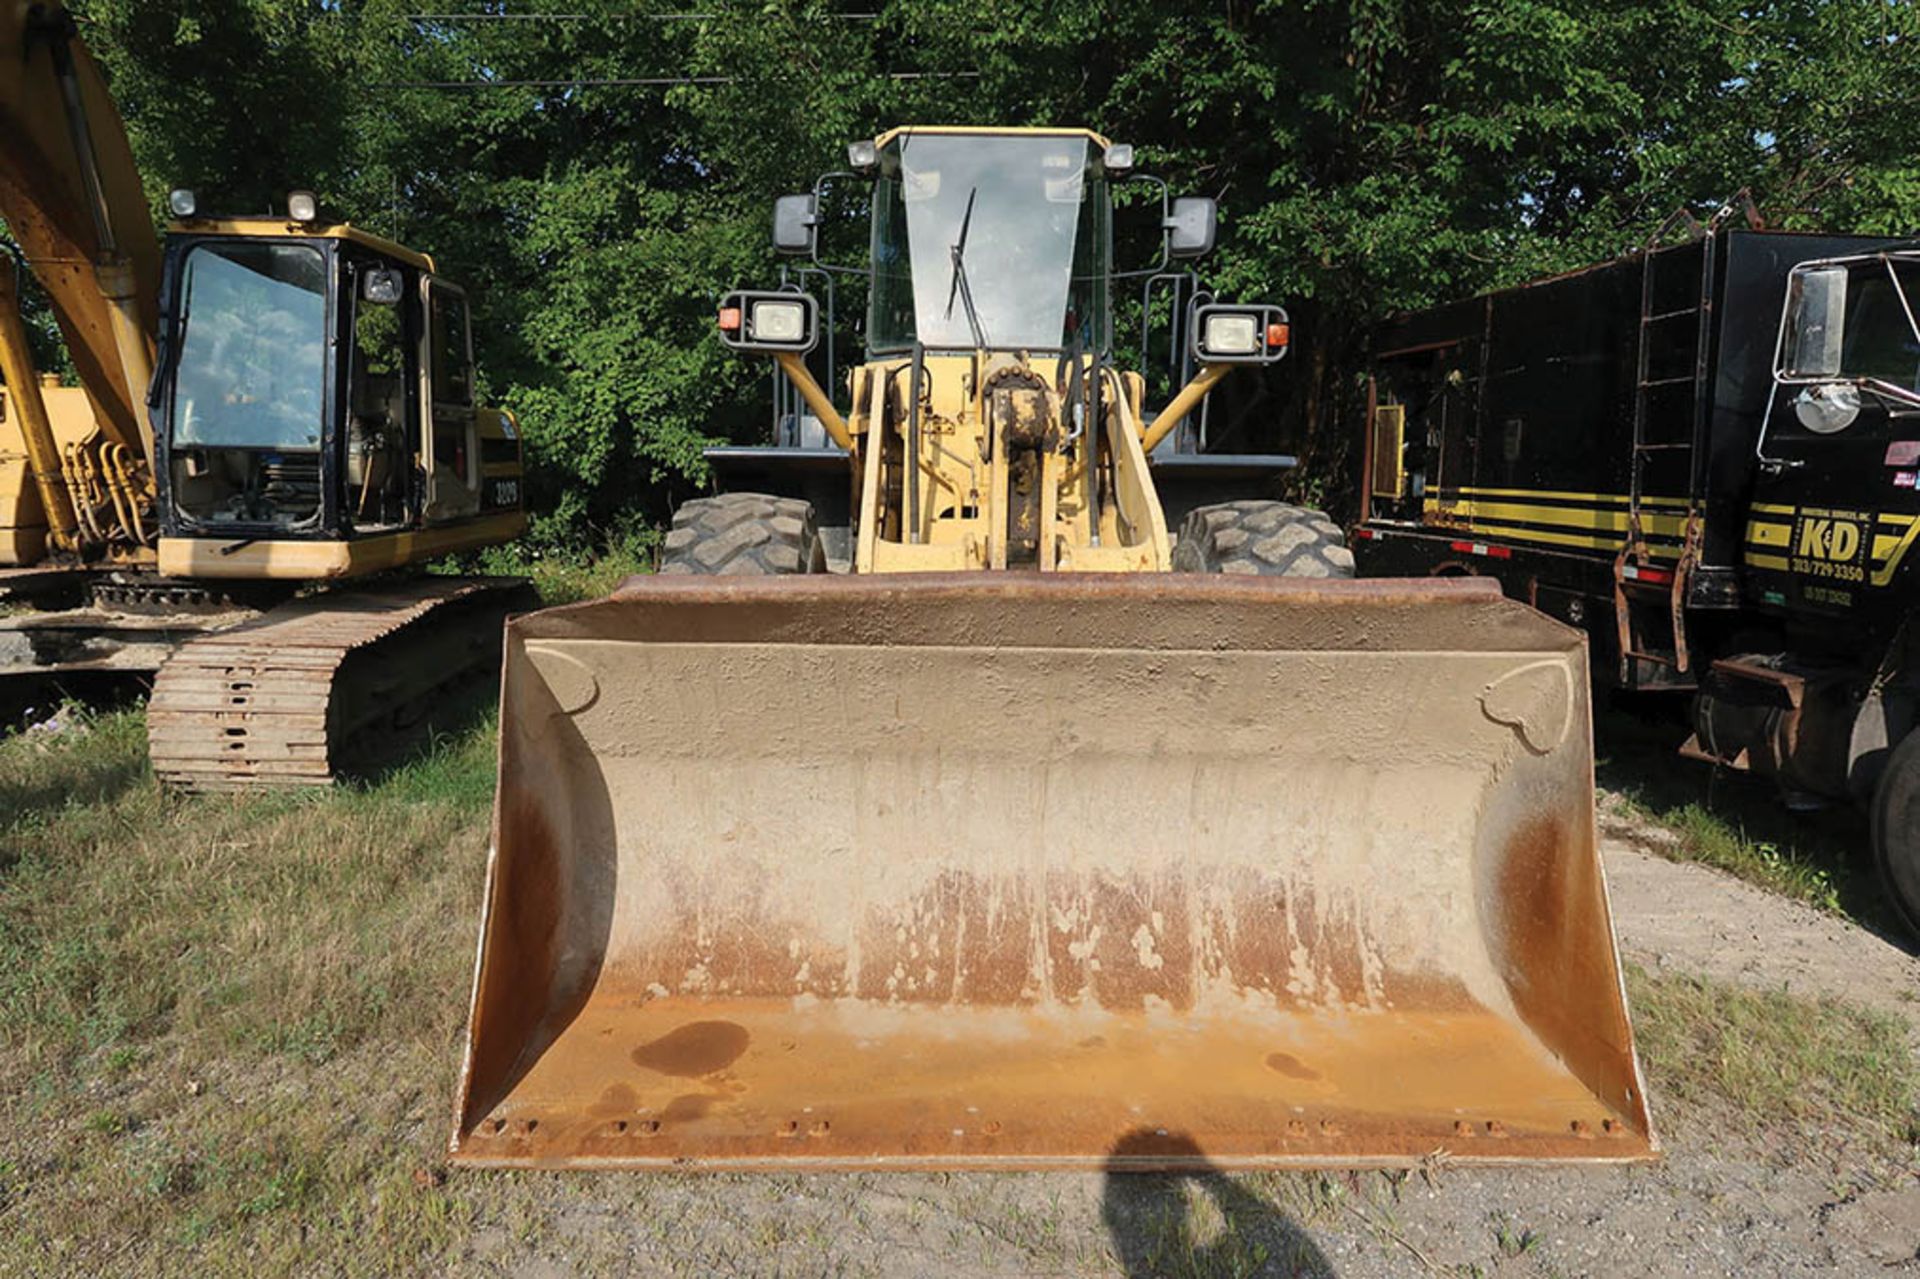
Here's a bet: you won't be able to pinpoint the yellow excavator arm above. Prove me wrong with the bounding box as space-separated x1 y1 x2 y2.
0 0 160 561
0 0 160 453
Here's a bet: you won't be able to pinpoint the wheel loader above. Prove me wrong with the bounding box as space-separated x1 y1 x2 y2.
454 127 1654 1170
0 2 531 786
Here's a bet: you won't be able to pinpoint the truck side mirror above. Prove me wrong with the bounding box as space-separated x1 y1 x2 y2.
1783 265 1848 378
1166 197 1217 259
772 194 817 256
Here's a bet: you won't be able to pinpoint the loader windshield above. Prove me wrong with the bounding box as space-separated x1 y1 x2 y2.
869 133 1110 352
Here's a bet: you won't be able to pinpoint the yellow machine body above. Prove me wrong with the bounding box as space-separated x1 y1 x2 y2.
454 127 1653 1169
0 2 524 578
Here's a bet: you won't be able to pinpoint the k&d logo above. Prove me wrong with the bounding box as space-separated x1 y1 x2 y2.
1796 516 1863 562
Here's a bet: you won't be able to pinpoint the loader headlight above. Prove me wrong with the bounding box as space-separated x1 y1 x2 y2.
287 190 319 223
1202 313 1259 355
1191 303 1292 366
167 187 198 218
716 289 818 353
847 139 879 175
751 299 807 344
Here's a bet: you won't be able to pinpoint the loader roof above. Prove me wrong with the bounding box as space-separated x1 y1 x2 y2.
873 125 1112 149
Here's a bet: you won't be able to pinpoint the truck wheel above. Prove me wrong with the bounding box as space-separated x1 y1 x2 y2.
1871 730 1920 938
659 493 827 575
1171 501 1354 578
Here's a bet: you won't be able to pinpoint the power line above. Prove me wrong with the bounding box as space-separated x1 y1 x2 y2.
380 70 976 88
402 11 880 20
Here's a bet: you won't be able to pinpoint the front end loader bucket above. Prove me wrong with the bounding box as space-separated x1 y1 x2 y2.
451 575 1655 1170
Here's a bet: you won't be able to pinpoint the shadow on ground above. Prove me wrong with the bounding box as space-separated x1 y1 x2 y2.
0 741 147 840
342 678 499 791
1102 1132 1335 1278
0 674 151 842
1593 692 1910 946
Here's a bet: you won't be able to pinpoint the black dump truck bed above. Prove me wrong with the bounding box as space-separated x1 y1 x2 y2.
1355 229 1919 673
1351 225 1920 936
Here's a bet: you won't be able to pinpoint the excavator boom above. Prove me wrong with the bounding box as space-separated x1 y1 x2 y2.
0 0 160 460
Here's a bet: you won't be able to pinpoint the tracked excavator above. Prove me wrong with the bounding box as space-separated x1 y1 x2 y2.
453 128 1653 1169
0 1 531 788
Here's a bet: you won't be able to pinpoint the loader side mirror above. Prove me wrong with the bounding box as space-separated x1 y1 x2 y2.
1781 265 1848 379
1166 197 1217 259
1191 303 1290 366
717 289 818 353
772 194 817 256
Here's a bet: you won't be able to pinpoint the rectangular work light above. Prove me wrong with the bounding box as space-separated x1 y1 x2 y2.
1191 303 1292 366
716 289 818 353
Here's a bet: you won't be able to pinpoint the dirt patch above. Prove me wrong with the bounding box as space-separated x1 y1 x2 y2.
1602 808 1920 1021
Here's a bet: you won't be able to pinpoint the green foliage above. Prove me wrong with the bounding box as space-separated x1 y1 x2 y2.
47 0 1920 543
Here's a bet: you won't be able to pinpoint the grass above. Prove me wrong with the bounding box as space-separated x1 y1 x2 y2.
1594 700 1865 919
1628 963 1920 1160
2 696 1917 1274
443 528 658 607
0 703 500 1276
1603 791 1847 913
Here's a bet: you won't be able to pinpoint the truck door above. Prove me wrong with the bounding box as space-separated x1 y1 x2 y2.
422 278 480 523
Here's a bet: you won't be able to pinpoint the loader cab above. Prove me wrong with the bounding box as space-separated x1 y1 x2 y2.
863 130 1115 356
149 206 524 577
712 126 1295 575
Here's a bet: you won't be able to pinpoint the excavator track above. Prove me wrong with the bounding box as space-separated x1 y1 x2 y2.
148 576 535 792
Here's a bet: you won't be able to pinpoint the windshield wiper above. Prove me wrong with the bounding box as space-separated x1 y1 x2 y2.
944 186 988 348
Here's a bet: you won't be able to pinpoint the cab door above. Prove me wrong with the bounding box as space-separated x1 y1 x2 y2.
421 277 481 522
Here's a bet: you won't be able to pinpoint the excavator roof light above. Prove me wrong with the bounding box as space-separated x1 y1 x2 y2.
167 188 197 219
287 190 318 223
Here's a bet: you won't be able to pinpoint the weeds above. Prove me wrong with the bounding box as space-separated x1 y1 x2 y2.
443 524 658 607
1628 964 1920 1156
1606 792 1845 912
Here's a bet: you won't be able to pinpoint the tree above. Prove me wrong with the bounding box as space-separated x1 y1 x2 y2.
43 0 1920 538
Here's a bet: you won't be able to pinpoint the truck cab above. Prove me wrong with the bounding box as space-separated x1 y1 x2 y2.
1747 249 1920 621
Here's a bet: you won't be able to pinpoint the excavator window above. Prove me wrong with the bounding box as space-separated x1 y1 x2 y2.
166 240 326 531
425 281 481 520
173 242 326 450
346 258 413 529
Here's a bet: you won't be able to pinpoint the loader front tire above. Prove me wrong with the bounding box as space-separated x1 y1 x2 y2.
659 493 827 576
1171 501 1354 578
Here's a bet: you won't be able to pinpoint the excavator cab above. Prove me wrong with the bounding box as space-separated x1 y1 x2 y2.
148 202 523 579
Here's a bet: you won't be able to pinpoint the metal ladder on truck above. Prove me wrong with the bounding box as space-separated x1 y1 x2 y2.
1612 210 1721 689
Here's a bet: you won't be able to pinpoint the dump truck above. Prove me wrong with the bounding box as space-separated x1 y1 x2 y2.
0 2 531 785
1353 216 1920 935
452 127 1654 1170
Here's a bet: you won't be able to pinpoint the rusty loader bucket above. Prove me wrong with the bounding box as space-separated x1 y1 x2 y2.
451 574 1655 1169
